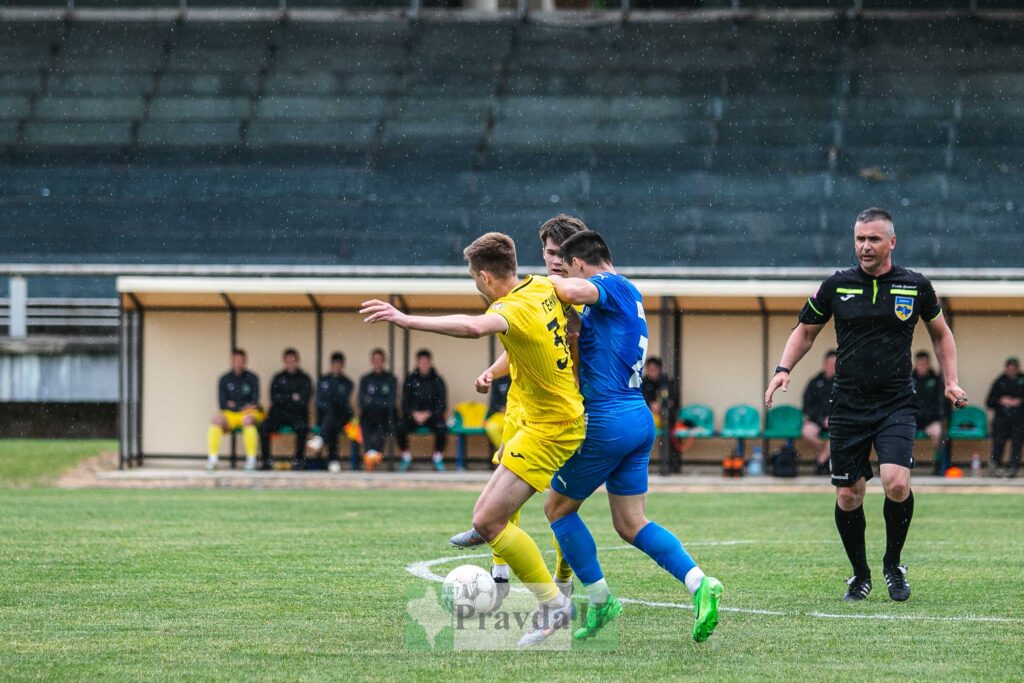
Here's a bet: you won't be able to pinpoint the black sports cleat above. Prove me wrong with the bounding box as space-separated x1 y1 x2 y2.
883 565 911 602
843 575 872 601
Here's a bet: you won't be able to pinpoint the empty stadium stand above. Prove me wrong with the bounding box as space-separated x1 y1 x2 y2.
1 11 1023 273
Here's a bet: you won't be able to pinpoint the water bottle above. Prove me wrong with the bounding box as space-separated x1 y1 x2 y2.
971 452 982 477
748 446 764 476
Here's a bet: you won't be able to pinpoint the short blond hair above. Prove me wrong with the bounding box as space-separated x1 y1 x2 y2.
463 232 517 279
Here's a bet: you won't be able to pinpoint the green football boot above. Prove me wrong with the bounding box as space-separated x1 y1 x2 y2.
573 594 622 640
692 576 723 642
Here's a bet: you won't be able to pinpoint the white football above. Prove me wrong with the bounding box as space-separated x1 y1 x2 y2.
441 564 497 614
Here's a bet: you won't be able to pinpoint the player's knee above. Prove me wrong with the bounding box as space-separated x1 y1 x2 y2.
242 415 255 427
543 495 576 523
884 481 910 502
543 497 560 523
471 510 503 542
801 423 820 444
613 516 646 544
836 487 863 510
212 414 227 428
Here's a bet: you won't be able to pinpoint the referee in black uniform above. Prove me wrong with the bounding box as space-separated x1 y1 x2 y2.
765 208 967 602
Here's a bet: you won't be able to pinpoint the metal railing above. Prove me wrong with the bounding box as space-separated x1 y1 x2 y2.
0 292 119 338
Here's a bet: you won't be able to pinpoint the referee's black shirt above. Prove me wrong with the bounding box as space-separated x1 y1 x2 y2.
799 265 942 417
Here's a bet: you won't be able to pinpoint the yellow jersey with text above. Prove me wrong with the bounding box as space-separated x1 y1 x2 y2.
487 275 584 424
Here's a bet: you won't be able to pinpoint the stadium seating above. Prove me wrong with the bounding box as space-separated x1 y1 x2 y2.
449 402 488 471
721 404 762 456
1 14 1023 269
674 404 715 440
947 406 989 441
764 405 803 445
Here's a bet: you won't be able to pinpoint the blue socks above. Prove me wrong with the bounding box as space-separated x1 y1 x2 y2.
632 521 698 585
550 512 604 585
552 515 703 595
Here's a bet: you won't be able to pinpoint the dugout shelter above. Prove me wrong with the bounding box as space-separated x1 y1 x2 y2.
117 272 1024 470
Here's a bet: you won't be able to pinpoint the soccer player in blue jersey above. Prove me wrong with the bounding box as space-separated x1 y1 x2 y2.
542 230 723 643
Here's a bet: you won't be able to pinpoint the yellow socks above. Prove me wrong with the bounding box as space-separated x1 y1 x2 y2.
492 507 521 568
207 425 222 458
242 424 259 457
488 523 559 603
553 532 574 582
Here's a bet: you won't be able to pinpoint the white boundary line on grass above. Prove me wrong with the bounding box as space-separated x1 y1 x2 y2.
405 541 1024 625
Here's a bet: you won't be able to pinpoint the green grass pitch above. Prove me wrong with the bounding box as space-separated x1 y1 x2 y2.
0 485 1021 681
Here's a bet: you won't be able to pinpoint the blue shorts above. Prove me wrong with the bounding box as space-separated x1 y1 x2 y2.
551 406 656 501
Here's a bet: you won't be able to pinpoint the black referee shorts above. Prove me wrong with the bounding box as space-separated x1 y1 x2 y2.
828 407 916 487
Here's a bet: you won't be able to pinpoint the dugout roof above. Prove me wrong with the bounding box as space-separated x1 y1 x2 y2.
117 276 1024 314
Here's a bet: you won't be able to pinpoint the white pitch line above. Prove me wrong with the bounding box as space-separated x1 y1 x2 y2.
405 542 1024 625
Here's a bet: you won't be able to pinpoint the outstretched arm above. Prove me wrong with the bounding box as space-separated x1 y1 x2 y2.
764 323 824 408
360 300 507 339
926 314 968 408
548 274 600 306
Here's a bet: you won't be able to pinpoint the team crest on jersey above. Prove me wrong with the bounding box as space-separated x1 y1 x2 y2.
894 296 914 321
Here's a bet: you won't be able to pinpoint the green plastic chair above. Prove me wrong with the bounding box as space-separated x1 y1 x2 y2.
947 406 988 440
673 404 715 439
763 405 803 441
721 404 762 439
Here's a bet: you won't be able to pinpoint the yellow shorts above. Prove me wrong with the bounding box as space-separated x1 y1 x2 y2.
221 409 264 431
490 405 523 465
501 415 585 493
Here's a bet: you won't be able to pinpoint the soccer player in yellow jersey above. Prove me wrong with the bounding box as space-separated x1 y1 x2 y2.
449 215 586 605
361 232 585 646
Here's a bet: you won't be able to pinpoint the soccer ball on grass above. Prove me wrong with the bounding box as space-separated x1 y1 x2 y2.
441 564 497 614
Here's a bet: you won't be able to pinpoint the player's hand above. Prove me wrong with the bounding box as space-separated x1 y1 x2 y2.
475 371 493 394
764 372 790 408
360 300 407 327
946 383 968 409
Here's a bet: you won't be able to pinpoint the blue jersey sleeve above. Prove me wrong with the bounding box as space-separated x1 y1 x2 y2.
587 273 611 308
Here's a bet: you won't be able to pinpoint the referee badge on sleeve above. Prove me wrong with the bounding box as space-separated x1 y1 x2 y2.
894 296 914 321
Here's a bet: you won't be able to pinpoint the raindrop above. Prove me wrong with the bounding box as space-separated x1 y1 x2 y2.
40 188 50 197
1006 202 1014 212
900 197 910 207
549 194 560 204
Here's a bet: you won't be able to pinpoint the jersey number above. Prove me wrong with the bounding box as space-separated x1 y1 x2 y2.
547 318 570 371
629 302 649 388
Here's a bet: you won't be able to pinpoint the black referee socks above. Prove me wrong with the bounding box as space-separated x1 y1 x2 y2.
883 491 915 569
835 504 870 578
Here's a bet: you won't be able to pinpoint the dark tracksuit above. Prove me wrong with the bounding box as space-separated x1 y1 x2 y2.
488 375 512 418
912 369 947 431
641 374 678 423
397 368 448 454
986 373 1024 470
260 369 313 464
912 368 949 473
641 373 680 469
218 370 260 411
802 371 834 431
359 370 398 454
316 373 355 461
